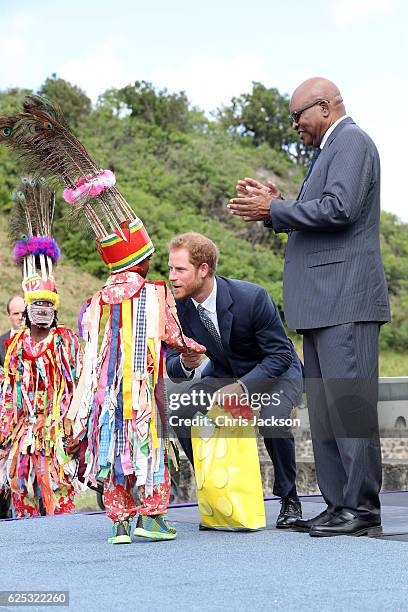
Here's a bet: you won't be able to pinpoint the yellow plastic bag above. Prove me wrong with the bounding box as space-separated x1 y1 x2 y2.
192 405 266 530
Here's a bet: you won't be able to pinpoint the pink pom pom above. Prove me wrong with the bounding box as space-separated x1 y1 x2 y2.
63 169 116 205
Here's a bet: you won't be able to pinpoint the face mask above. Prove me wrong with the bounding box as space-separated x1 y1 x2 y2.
28 303 55 328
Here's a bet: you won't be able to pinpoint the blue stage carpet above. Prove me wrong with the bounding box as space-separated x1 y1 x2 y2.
1 493 408 611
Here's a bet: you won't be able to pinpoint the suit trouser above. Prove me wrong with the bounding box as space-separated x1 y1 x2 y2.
170 376 300 500
302 322 382 519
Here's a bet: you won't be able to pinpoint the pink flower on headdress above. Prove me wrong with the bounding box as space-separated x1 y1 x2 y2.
62 169 116 204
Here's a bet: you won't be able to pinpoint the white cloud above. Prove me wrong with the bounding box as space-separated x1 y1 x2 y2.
151 54 271 113
333 0 399 26
59 44 137 102
346 74 408 222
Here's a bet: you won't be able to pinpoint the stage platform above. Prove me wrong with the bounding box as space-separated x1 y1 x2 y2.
1 492 408 611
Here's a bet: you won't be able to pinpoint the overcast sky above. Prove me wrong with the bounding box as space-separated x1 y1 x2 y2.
1 0 407 220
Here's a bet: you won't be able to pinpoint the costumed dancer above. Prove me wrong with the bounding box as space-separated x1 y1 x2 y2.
0 96 206 542
0 177 83 518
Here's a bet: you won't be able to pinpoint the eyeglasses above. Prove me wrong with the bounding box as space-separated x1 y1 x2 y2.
290 99 325 124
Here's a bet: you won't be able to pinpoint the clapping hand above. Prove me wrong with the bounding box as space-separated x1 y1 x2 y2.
228 177 283 222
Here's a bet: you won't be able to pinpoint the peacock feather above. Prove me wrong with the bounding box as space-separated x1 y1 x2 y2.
0 95 136 238
9 176 56 244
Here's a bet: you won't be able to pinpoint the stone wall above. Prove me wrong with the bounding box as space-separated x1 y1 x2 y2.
172 432 408 503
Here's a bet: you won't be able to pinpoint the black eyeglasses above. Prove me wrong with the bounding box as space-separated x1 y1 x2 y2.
290 99 325 124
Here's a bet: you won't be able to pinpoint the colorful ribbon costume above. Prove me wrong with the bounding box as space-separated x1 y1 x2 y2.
72 270 204 521
0 177 83 517
0 97 205 535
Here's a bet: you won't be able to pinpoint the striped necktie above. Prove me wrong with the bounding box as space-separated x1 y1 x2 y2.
197 304 223 352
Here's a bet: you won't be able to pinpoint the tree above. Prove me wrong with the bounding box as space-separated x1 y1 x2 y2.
0 87 32 114
379 212 408 351
0 88 34 211
218 82 312 166
116 80 191 132
39 75 92 127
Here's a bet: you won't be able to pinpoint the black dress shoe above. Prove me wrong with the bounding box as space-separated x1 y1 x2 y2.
309 509 382 538
291 509 333 532
276 497 302 528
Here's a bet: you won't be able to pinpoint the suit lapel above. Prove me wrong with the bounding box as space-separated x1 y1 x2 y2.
176 277 233 357
178 297 221 356
215 276 233 349
325 116 354 148
297 117 355 201
177 299 199 339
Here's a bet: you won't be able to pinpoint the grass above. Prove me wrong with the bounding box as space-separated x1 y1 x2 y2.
379 350 408 377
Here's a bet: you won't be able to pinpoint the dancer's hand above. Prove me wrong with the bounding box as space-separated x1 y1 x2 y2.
181 352 204 370
65 438 81 455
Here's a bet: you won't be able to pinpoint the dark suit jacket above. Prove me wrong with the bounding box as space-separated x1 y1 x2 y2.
166 276 302 398
270 117 391 330
0 331 11 367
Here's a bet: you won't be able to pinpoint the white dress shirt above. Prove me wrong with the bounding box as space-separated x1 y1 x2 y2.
191 278 220 334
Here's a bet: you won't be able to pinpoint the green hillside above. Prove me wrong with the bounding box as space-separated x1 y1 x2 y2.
0 77 407 376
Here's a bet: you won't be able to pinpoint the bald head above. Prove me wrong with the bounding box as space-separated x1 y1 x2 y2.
291 77 345 115
290 77 346 148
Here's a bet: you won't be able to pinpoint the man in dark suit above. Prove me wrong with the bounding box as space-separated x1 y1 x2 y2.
166 232 304 528
229 77 390 537
0 295 25 367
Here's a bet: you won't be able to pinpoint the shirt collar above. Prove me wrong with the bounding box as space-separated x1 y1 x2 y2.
320 114 349 150
192 277 217 313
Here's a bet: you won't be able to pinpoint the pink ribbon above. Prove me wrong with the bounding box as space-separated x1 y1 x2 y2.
62 169 116 204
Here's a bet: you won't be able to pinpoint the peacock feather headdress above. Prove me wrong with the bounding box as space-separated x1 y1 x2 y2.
10 176 60 308
0 96 154 273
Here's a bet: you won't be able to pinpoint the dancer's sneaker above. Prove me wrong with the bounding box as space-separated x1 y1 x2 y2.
107 520 132 544
133 514 177 540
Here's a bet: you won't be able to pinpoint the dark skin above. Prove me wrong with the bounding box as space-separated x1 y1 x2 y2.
126 256 151 278
228 77 347 222
30 324 52 344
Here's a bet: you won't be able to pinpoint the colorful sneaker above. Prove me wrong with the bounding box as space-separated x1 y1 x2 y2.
107 520 132 544
133 514 177 540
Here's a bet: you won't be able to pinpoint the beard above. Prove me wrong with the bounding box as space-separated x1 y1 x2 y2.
173 274 204 300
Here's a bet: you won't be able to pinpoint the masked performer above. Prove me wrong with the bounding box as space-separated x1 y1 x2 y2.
0 177 83 518
0 97 206 542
